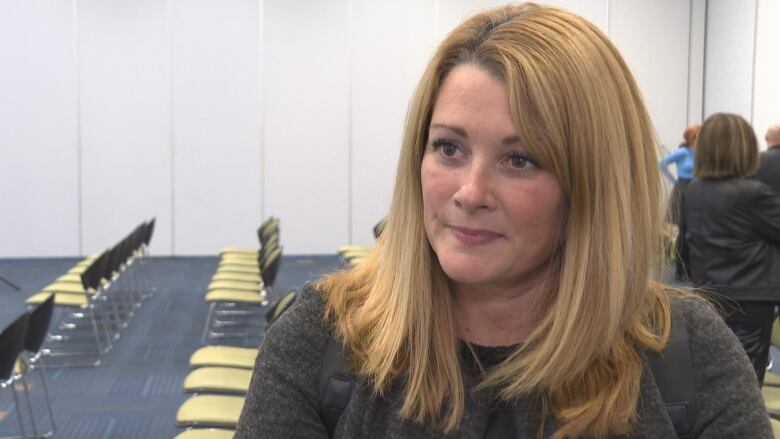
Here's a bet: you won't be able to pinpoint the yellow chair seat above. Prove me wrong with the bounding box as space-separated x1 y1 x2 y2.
216 265 260 275
205 290 263 304
207 280 260 292
190 346 257 369
220 253 259 262
766 372 780 387
221 246 257 255
55 273 83 283
26 292 88 307
218 258 258 268
43 282 86 294
342 249 371 260
338 245 368 253
176 395 245 428
763 386 780 411
67 265 90 275
174 429 235 439
211 272 262 283
183 367 252 394
771 418 780 438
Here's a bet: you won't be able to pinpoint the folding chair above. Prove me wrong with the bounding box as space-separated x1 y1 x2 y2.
176 395 245 429
202 248 283 343
0 313 31 438
189 346 257 370
174 428 234 439
16 295 57 437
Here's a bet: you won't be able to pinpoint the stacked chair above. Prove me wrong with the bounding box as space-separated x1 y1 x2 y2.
176 217 299 438
23 219 155 367
201 217 282 344
337 216 385 265
0 294 58 438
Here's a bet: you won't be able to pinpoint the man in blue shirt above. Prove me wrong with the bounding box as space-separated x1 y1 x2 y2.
660 124 699 282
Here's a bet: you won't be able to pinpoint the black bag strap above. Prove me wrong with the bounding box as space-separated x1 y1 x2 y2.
318 336 354 438
318 302 696 438
646 301 697 438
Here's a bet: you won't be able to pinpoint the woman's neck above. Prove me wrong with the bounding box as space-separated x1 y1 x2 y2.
452 280 547 347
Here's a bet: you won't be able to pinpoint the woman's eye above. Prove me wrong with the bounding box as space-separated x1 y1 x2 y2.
431 139 461 158
507 152 537 169
441 143 458 157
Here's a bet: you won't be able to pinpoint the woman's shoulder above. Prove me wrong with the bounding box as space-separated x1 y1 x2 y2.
669 292 772 436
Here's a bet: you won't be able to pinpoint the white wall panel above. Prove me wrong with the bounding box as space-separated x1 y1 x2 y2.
0 1 79 257
752 0 780 150
263 0 350 254
171 0 262 255
704 0 756 120
609 0 691 152
436 1 608 41
688 0 706 125
79 0 172 255
349 0 437 246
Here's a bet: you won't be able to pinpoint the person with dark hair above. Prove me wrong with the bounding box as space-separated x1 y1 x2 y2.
236 6 770 439
660 124 700 281
684 113 780 386
756 123 780 195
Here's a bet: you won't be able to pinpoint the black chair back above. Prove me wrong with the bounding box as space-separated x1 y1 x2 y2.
143 218 156 247
0 313 29 380
265 290 297 325
25 295 55 354
259 222 279 247
373 217 387 239
261 247 283 288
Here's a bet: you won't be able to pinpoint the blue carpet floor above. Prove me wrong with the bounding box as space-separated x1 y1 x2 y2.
0 255 343 438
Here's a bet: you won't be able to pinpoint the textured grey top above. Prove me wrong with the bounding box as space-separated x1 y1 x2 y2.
235 286 772 438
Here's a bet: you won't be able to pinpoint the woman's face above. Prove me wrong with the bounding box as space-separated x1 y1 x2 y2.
421 64 568 294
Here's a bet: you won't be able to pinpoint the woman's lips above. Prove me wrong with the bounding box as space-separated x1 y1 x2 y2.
448 225 502 245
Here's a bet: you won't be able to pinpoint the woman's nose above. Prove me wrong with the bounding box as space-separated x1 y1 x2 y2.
452 164 496 212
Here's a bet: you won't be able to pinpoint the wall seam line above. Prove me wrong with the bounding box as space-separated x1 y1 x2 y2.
750 0 759 124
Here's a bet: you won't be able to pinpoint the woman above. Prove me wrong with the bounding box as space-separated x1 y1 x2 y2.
236 4 770 438
660 125 700 281
684 113 780 386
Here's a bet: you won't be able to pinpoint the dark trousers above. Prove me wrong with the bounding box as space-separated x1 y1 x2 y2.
671 178 691 281
720 300 775 386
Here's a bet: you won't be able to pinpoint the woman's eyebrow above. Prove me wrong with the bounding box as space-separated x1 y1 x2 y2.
430 123 520 145
429 123 468 138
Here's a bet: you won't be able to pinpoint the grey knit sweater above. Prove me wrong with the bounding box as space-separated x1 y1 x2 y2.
235 287 772 438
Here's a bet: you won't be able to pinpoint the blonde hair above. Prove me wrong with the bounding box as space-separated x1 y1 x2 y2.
695 113 759 178
320 4 671 438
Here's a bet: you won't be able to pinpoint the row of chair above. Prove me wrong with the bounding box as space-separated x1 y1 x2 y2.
0 295 56 438
175 217 297 438
201 217 282 344
337 216 385 265
25 219 156 367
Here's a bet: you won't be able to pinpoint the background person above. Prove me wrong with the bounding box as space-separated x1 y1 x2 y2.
756 123 780 195
660 124 700 281
684 113 780 386
236 5 770 438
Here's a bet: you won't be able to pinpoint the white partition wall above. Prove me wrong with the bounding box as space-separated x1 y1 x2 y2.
171 0 262 254
349 0 437 246
703 0 757 120
78 0 172 256
609 0 693 151
263 0 351 254
1 0 711 256
0 1 80 257
752 0 780 150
